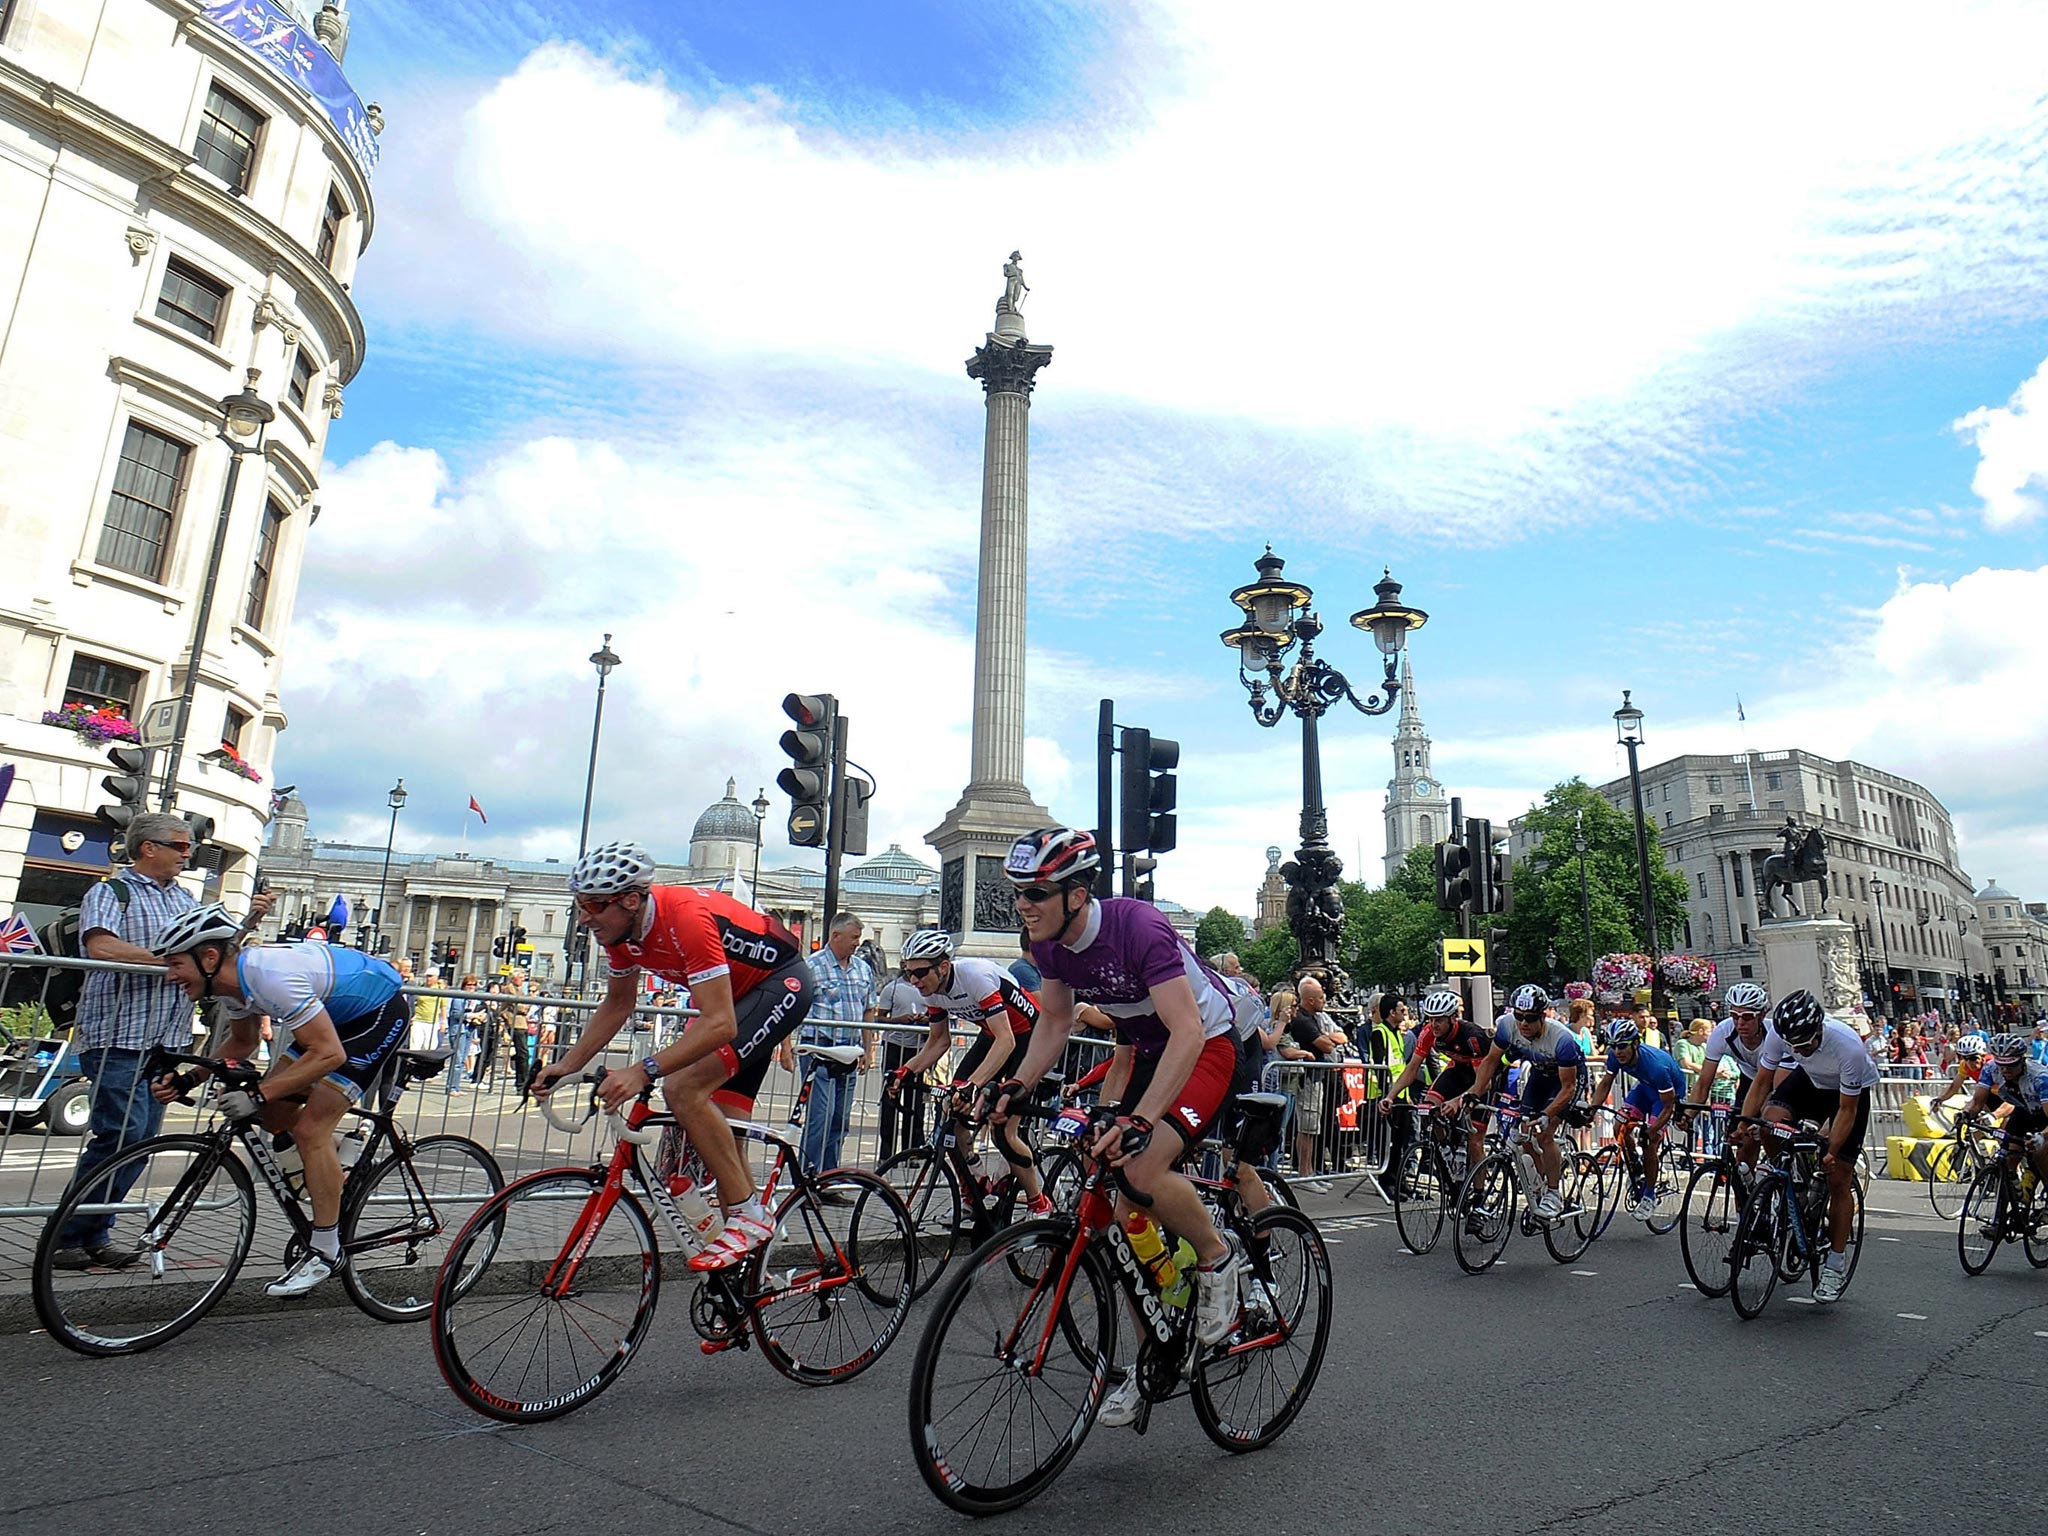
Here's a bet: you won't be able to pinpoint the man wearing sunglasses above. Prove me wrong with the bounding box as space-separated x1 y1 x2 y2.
1677 982 1771 1173
1468 983 1582 1221
531 841 813 1271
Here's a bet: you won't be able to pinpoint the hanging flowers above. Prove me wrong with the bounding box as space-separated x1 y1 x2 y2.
212 740 262 783
40 700 140 745
1592 952 1652 1003
1657 954 1717 995
1562 980 1594 1001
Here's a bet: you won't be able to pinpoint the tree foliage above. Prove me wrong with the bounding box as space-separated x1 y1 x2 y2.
1240 924 1299 991
1194 906 1248 961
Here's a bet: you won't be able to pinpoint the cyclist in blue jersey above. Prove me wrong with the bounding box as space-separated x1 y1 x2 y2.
1586 1018 1685 1221
1960 1033 2048 1189
150 904 411 1296
1468 984 1582 1220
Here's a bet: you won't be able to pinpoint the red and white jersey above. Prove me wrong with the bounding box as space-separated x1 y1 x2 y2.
603 885 800 999
923 955 1039 1037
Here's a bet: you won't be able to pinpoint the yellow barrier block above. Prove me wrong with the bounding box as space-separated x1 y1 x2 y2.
1885 1135 1966 1182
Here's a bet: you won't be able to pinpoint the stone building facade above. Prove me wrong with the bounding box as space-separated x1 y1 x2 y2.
1972 880 2048 1021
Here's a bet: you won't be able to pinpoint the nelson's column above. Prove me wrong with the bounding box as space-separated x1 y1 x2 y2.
927 253 1056 954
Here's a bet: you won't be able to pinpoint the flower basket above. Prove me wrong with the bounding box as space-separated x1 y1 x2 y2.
212 742 262 783
1656 954 1716 995
1591 952 1652 1004
40 701 140 745
1562 981 1593 1001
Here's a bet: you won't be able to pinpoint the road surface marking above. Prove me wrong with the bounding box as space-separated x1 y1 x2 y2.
1877 1236 1902 1243
1897 1312 1927 1320
1571 1269 1598 1277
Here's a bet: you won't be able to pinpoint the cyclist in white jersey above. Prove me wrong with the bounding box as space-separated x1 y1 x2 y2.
1678 982 1771 1173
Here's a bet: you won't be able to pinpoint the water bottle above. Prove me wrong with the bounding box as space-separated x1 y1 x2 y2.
333 1129 367 1170
1124 1213 1179 1296
666 1171 726 1240
974 1145 1004 1190
1161 1238 1197 1309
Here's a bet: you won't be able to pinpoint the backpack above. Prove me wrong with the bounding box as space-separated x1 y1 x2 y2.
0 876 131 1029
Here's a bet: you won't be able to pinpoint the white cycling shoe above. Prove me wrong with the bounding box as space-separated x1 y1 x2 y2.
265 1251 341 1298
1096 1370 1144 1428
1194 1256 1241 1346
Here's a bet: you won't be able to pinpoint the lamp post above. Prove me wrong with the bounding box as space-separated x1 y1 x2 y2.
372 778 406 956
1574 807 1595 981
1220 550 1425 992
1613 690 1661 974
158 370 275 811
570 634 622 991
750 786 770 898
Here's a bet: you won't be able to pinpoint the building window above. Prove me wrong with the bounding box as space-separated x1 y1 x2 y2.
1740 922 1751 945
245 498 286 628
1419 814 1432 841
63 654 144 717
316 186 347 268
1765 771 1782 790
1706 774 1721 793
154 257 230 342
194 82 263 191
287 348 316 410
99 421 189 580
1768 800 1784 811
222 705 249 750
1664 811 1673 828
1731 857 1747 898
1696 872 1707 897
543 911 554 934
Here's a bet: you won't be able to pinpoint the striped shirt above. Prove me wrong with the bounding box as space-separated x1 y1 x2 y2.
76 871 198 1052
802 946 875 1050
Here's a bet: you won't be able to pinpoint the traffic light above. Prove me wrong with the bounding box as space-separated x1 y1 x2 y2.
777 692 837 848
1119 727 1179 854
1465 817 1496 914
492 937 506 958
1434 839 1473 912
98 746 152 842
184 812 215 851
1487 850 1512 915
840 776 872 858
1124 853 1159 903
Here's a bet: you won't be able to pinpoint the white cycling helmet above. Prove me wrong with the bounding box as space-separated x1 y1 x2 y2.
1724 982 1770 1013
902 929 954 963
1956 1033 1988 1060
1419 988 1461 1019
568 841 656 896
154 902 244 956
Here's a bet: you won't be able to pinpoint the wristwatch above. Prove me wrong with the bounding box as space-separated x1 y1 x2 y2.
640 1055 663 1080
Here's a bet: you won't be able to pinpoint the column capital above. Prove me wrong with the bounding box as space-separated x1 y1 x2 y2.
967 337 1054 397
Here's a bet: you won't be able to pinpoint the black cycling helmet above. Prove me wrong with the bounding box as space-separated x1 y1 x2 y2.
1509 983 1550 1017
1771 989 1826 1048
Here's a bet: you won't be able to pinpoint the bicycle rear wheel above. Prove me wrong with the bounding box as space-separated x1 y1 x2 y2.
1392 1143 1447 1256
1645 1154 1685 1236
908 1218 1116 1516
2023 1177 2048 1269
1543 1154 1600 1264
750 1168 916 1385
342 1134 504 1322
1452 1155 1516 1274
1728 1189 1783 1319
32 1134 256 1357
876 1145 962 1300
1928 1133 1975 1222
1193 1205 1331 1452
1679 1160 1742 1297
1038 1146 1087 1211
431 1167 660 1423
1958 1166 2006 1276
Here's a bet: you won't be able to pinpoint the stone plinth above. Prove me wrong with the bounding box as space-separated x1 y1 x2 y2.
1757 917 1860 1016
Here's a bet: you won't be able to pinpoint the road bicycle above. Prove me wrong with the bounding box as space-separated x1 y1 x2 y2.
431 1046 916 1422
1725 1115 1864 1319
1452 1103 1600 1272
32 1046 502 1356
1955 1124 2048 1275
1391 1100 1477 1256
1583 1111 1686 1238
1674 1107 1747 1297
1930 1111 2003 1222
907 1094 1331 1516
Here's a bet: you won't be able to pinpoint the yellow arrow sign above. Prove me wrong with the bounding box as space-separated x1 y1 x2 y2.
1440 937 1488 974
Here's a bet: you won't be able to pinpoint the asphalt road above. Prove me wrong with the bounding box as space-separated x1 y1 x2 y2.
3 1183 2043 1536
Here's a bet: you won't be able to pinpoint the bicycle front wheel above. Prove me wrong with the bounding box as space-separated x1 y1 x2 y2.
1452 1154 1516 1274
875 1145 963 1300
342 1134 504 1322
908 1218 1116 1516
1928 1133 1975 1221
33 1134 256 1357
1958 1166 2006 1276
1679 1160 1742 1298
1193 1206 1332 1452
2023 1177 2048 1269
431 1167 660 1423
750 1168 916 1386
1645 1154 1685 1236
1728 1187 1783 1319
1392 1143 1447 1256
1543 1154 1600 1264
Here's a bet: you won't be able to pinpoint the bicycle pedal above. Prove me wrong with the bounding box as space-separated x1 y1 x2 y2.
699 1336 738 1357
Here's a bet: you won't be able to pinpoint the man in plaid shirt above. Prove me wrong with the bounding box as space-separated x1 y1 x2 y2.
782 912 876 1173
50 813 272 1268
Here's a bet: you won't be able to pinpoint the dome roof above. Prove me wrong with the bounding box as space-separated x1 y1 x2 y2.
691 779 762 844
1975 879 2016 901
846 843 938 886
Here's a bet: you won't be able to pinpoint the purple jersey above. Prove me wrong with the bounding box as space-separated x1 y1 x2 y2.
1030 898 1235 1059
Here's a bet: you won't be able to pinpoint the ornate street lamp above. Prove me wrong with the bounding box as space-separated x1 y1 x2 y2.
1221 550 1425 992
571 634 622 991
372 778 406 956
1613 690 1660 971
750 786 770 896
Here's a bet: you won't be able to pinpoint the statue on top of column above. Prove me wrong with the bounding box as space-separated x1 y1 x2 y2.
998 251 1029 317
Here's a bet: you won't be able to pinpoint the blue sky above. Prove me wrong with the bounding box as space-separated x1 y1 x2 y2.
285 1 2048 913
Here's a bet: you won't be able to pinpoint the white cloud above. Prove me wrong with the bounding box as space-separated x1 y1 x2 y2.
1954 356 2048 529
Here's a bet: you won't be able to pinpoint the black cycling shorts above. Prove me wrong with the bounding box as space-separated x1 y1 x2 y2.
2003 1104 2048 1137
953 1028 1030 1088
280 993 412 1104
1766 1068 1871 1159
711 958 814 1114
1426 1061 1478 1103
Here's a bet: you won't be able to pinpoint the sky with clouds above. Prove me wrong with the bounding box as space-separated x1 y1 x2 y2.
285 0 2048 916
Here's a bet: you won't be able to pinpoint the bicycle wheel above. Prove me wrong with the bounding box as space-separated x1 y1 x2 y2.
341 1134 504 1322
1038 1145 1088 1211
908 1218 1116 1516
750 1168 916 1386
431 1167 660 1423
1577 1150 1621 1241
33 1134 256 1357
1728 1188 1783 1319
1392 1143 1447 1256
1645 1153 1686 1236
1928 1133 1974 1221
2023 1177 2048 1269
1193 1205 1331 1452
1679 1161 1742 1298
876 1145 963 1300
1452 1154 1516 1274
1958 1166 2006 1276
1833 1175 1866 1294
1543 1154 1599 1264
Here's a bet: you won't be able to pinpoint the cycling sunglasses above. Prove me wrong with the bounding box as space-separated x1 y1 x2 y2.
903 965 938 981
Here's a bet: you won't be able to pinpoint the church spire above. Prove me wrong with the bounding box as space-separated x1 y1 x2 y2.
1397 653 1420 732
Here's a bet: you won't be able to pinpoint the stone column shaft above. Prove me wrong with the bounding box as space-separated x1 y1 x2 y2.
971 387 1031 789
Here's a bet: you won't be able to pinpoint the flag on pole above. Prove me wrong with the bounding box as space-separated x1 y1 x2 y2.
1736 696 1746 722
1 912 44 954
469 796 487 824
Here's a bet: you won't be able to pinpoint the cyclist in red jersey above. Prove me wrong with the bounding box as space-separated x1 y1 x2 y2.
1379 987 1489 1175
532 842 813 1269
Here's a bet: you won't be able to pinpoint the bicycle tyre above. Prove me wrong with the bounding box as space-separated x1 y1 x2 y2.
2023 1177 2048 1269
1578 1149 1621 1241
1193 1205 1332 1452
1543 1154 1599 1264
341 1134 504 1322
431 1167 660 1423
1927 1132 1974 1221
1833 1174 1866 1294
1679 1160 1742 1298
908 1218 1116 1516
1392 1142 1446 1256
1958 1166 2005 1276
749 1168 916 1386
1645 1153 1685 1236
1452 1154 1516 1274
1039 1145 1088 1211
875 1145 963 1300
32 1134 256 1357
1728 1187 1783 1319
